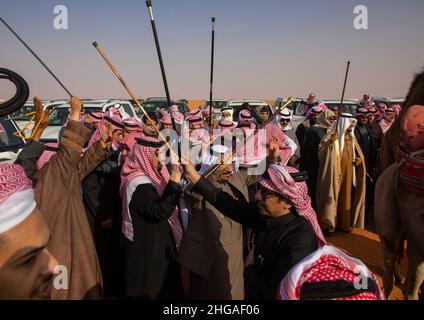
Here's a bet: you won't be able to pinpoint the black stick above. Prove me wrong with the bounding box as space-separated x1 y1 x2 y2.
145 1 176 131
0 17 72 97
208 17 216 136
335 61 351 132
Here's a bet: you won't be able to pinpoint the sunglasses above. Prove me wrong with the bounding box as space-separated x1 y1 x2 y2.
280 119 291 123
258 187 280 200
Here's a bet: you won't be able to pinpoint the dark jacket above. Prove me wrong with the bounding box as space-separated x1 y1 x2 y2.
125 181 184 300
299 125 327 208
193 177 318 300
354 123 377 173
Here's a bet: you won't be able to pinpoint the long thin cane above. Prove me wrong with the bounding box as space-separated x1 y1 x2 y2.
0 17 72 97
92 41 173 151
208 17 216 137
334 61 351 133
145 0 176 132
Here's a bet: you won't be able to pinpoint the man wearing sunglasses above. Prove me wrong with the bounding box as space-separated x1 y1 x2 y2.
278 110 299 166
182 163 326 300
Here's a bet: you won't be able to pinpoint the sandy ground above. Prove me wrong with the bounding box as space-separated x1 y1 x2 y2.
326 224 408 300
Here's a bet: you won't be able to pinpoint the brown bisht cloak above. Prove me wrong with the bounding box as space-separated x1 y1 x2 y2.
33 120 109 299
316 131 366 232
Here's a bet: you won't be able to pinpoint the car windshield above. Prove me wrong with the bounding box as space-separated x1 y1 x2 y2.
11 105 35 121
0 116 25 151
325 103 358 115
204 101 228 109
48 108 69 126
141 101 167 112
83 107 102 114
294 102 358 116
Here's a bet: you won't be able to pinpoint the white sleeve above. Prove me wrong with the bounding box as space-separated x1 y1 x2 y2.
285 135 298 157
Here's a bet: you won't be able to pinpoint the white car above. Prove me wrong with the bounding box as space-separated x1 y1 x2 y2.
290 99 360 131
11 99 69 138
39 99 139 143
227 100 271 122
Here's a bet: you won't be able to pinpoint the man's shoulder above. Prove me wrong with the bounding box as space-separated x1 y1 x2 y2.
286 216 318 243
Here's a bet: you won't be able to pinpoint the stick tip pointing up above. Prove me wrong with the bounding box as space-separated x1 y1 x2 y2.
92 41 98 47
146 0 152 7
212 17 216 22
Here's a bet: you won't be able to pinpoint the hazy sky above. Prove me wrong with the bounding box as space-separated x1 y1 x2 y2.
1 0 423 100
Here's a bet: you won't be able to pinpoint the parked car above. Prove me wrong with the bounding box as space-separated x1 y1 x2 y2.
0 115 26 163
11 100 68 137
370 97 391 107
39 99 138 143
271 97 301 113
388 97 405 107
227 100 271 122
138 97 190 118
288 99 359 132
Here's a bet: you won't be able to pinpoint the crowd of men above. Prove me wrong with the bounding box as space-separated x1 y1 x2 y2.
0 68 423 300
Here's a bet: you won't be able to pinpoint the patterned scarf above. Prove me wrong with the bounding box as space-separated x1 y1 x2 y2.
257 164 326 247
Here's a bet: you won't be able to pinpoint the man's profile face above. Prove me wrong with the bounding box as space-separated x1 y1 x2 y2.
0 210 57 300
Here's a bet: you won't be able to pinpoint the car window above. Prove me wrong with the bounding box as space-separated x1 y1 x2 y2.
83 107 103 114
141 102 166 112
120 103 135 117
48 108 69 126
0 116 25 151
294 102 306 116
11 105 34 121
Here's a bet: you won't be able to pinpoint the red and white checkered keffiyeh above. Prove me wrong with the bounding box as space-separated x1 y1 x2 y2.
87 119 106 148
258 164 326 247
120 136 183 248
84 112 104 124
237 109 256 129
378 108 395 133
159 113 173 126
36 142 59 170
186 109 204 130
392 104 401 117
202 106 215 118
278 245 385 300
0 164 36 233
122 117 143 133
216 119 236 136
170 105 185 124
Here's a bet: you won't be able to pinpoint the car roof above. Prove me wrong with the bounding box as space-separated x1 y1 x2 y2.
321 99 358 104
228 100 269 105
144 97 167 101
